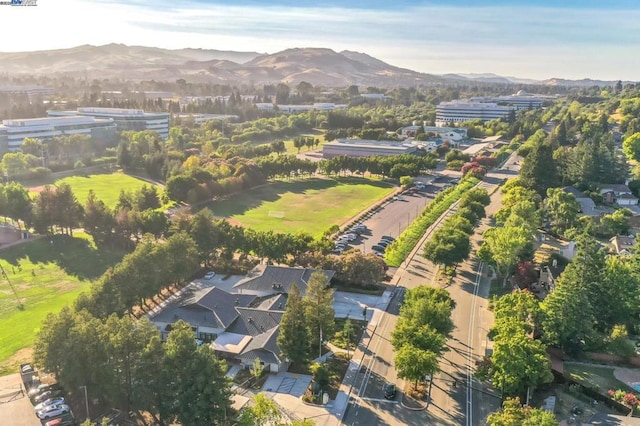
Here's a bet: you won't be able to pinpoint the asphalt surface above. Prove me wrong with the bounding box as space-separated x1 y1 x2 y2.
342 155 522 426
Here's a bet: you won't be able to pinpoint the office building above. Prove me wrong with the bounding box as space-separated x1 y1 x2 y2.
49 107 170 139
323 139 417 158
0 116 117 154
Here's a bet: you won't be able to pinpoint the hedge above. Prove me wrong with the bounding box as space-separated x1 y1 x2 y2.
384 177 480 267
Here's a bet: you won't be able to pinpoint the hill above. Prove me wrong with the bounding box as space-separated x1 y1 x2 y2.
0 44 443 87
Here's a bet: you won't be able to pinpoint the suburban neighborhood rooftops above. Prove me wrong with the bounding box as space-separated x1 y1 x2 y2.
235 327 282 365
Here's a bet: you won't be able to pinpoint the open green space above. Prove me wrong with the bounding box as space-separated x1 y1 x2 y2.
28 171 159 209
564 362 632 393
202 177 395 236
0 233 126 374
53 172 157 208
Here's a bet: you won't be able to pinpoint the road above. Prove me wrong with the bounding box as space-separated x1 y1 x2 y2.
342 155 521 426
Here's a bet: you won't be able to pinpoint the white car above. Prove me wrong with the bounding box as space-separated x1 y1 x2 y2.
340 233 357 241
204 271 216 280
37 404 70 420
35 397 65 412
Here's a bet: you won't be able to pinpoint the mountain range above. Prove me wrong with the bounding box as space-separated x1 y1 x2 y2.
0 44 632 88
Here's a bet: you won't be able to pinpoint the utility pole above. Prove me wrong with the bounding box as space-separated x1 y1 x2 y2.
0 263 22 309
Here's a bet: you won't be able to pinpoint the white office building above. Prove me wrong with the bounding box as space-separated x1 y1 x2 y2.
323 139 417 158
48 107 170 139
0 116 117 153
435 101 516 125
470 91 543 109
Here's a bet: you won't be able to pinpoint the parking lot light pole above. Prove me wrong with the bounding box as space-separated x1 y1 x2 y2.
80 385 89 421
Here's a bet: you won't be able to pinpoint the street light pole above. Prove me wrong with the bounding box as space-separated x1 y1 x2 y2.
80 385 89 421
346 315 350 358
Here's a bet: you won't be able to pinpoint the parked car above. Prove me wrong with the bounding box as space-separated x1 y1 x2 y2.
377 240 391 248
380 235 395 242
35 397 66 412
339 233 357 241
384 383 397 399
33 390 65 404
37 404 70 420
203 271 216 280
371 244 386 253
45 416 76 426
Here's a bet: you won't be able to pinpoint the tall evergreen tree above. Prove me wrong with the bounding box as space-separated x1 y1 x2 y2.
303 272 336 355
519 142 558 197
277 284 310 365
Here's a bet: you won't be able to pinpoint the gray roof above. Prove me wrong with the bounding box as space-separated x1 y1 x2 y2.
254 294 288 311
236 327 282 365
599 184 633 194
152 286 255 329
227 307 283 336
562 186 588 199
232 265 335 296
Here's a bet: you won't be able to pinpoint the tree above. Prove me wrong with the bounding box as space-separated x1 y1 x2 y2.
519 142 558 196
541 278 594 355
486 397 557 426
164 321 233 425
623 132 640 162
423 228 472 270
543 188 580 233
395 344 439 387
277 284 310 365
303 272 335 353
478 226 529 286
489 321 553 398
237 393 283 426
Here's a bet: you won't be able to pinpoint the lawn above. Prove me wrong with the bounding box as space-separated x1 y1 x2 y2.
53 172 157 208
203 177 395 236
0 233 126 374
564 362 632 393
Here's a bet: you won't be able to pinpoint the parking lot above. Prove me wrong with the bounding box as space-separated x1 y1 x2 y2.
335 174 457 256
0 374 42 426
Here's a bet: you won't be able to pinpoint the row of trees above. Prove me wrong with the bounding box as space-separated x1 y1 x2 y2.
423 188 490 272
391 286 456 388
35 312 233 425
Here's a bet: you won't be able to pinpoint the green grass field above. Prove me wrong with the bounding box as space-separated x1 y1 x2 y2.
53 172 157 208
564 362 632 392
0 233 125 374
203 177 394 236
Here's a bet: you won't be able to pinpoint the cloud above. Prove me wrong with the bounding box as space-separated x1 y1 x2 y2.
0 0 639 80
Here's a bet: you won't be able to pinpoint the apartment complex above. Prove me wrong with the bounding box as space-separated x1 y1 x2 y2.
49 107 170 139
0 116 117 154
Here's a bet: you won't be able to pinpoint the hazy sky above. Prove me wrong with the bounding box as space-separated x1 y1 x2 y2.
2 0 639 81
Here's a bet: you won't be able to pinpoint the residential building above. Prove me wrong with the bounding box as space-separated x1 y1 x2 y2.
322 138 417 159
599 184 639 206
48 107 170 139
561 186 613 217
0 115 117 154
609 235 635 255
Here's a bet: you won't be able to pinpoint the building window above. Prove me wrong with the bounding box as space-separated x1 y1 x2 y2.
199 332 217 342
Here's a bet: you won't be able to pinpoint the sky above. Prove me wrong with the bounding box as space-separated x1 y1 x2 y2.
1 0 639 81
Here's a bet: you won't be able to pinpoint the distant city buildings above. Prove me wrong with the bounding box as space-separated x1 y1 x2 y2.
0 86 55 102
0 115 117 154
435 91 543 126
323 138 417 158
173 113 239 125
48 107 170 139
255 102 347 113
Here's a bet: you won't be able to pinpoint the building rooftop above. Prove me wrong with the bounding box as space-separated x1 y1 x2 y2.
232 265 335 296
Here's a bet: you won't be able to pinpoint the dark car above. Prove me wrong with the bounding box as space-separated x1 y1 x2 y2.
384 383 396 400
33 389 65 404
